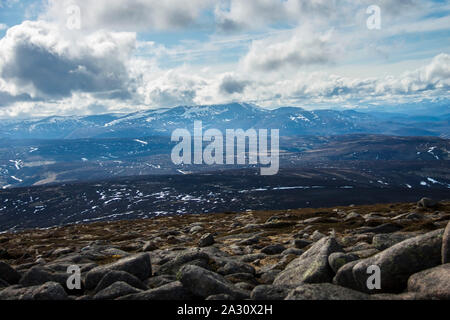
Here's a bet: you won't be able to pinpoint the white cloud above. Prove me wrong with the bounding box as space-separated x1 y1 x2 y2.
214 0 342 32
0 0 448 119
43 0 214 32
0 20 136 99
241 27 335 72
0 24 8 31
0 50 448 119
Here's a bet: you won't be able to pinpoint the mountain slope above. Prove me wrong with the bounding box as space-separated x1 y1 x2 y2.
0 103 448 139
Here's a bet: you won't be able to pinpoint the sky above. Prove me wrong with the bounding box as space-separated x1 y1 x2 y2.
0 0 449 119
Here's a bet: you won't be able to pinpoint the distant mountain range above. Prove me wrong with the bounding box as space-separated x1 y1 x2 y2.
0 103 449 139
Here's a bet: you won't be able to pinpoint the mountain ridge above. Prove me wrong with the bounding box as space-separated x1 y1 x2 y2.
1 102 448 139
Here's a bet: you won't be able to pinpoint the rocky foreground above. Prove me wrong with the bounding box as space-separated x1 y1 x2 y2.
0 198 449 300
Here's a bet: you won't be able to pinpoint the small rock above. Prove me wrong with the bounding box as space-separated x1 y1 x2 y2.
259 270 281 285
328 252 359 274
51 247 73 257
235 282 254 291
198 233 215 247
303 217 323 224
94 270 147 293
190 226 203 234
266 215 280 223
282 248 304 256
405 212 424 220
217 261 255 276
238 236 260 245
417 197 438 209
167 235 181 244
94 281 142 300
157 250 210 275
0 285 37 300
119 281 193 300
85 253 152 290
355 223 402 234
285 283 369 300
240 253 266 263
251 285 292 300
142 241 158 252
293 239 311 249
344 212 361 221
32 282 68 300
372 233 417 250
206 294 234 300
345 242 373 252
145 275 177 289
178 265 249 299
370 292 430 300
261 244 285 255
310 230 326 242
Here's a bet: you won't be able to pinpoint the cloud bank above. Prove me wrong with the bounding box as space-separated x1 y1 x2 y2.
0 0 448 118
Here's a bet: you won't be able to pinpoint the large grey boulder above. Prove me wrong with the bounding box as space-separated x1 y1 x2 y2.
273 236 342 286
32 282 69 300
156 250 210 275
0 282 68 300
85 253 151 290
407 264 450 300
0 285 37 300
178 265 249 299
351 229 444 293
19 266 67 288
285 283 370 300
0 261 20 284
442 221 450 264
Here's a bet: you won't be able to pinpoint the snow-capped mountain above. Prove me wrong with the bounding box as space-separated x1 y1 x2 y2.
0 102 448 139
